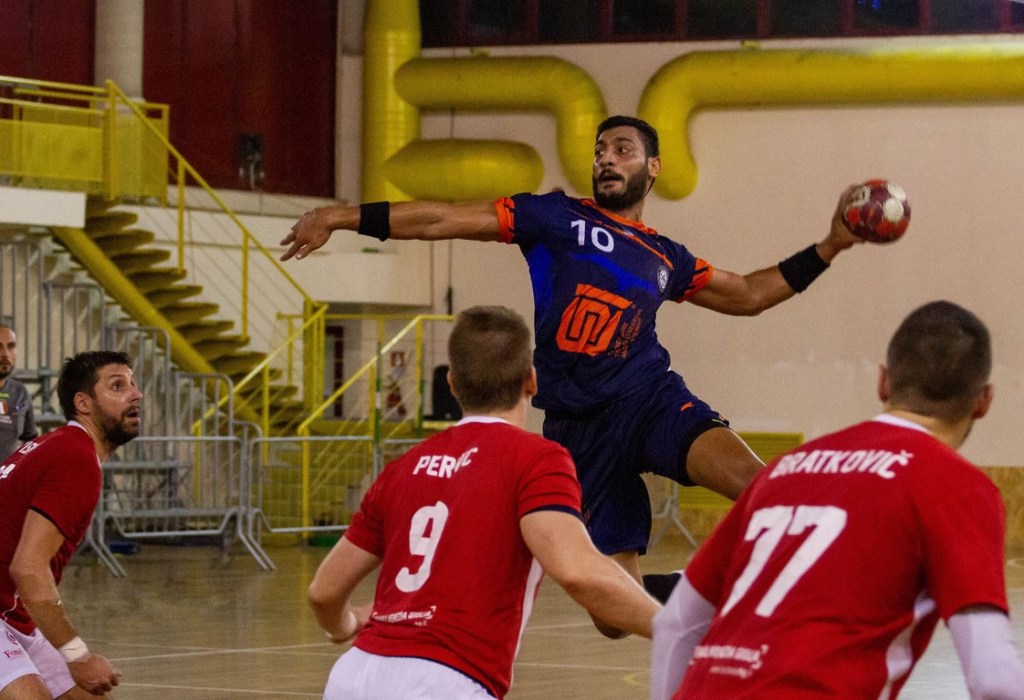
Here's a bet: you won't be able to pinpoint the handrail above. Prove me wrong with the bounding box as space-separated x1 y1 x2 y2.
1 74 326 439
196 302 330 437
102 81 317 332
297 314 454 437
0 97 104 116
0 75 106 95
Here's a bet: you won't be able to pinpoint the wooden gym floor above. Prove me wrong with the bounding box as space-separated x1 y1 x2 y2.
58 534 1024 699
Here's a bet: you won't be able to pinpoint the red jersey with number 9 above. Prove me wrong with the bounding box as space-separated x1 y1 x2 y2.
345 417 582 699
679 415 1008 698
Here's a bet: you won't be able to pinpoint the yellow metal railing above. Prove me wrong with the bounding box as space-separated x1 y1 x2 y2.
195 302 329 438
1 76 324 437
0 76 168 200
287 314 453 530
102 80 315 340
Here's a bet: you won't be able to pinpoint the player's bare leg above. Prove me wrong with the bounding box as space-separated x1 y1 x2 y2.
685 427 764 500
0 675 51 700
639 428 764 604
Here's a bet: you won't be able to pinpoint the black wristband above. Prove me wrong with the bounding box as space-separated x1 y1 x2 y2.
358 201 390 241
778 244 829 293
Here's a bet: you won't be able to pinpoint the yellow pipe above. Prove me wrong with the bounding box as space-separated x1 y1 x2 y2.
362 0 420 201
639 47 1024 199
384 139 543 200
395 56 606 195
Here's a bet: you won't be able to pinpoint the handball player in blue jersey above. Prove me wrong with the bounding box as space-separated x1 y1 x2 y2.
282 116 864 619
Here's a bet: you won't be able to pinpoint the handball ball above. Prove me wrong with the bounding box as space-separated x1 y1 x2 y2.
842 180 911 243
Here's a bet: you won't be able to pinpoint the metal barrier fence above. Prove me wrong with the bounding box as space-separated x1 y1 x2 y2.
86 431 431 577
249 435 376 538
92 434 271 576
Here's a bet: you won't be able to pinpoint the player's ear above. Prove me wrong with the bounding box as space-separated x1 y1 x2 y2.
647 155 662 179
73 390 92 417
446 369 459 400
876 364 890 403
524 368 538 399
971 383 994 420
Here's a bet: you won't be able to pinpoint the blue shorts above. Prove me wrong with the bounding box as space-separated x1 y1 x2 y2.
542 372 728 556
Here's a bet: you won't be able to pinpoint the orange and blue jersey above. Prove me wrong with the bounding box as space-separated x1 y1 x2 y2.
495 191 713 414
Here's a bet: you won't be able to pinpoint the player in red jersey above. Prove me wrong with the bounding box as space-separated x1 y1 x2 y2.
0 351 142 700
650 301 1024 699
308 306 659 699
282 116 867 619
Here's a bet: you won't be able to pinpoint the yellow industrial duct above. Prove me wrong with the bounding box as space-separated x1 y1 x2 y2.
639 47 1024 199
384 139 543 200
362 0 420 201
394 55 607 195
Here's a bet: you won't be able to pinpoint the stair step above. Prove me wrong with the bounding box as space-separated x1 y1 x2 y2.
128 267 188 293
85 210 139 235
212 351 267 378
86 196 117 218
145 284 204 309
238 383 299 403
87 229 156 256
269 402 308 429
193 335 250 362
176 320 236 344
160 301 220 326
111 249 173 275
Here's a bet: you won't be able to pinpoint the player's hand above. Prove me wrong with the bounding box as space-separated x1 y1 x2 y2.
280 208 333 261
69 653 121 695
820 185 865 258
325 603 372 644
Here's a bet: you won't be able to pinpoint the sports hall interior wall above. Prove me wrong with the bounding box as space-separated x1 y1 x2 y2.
5 2 1024 540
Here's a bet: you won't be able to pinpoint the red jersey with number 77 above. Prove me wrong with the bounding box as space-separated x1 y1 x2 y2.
678 414 1008 698
345 416 582 700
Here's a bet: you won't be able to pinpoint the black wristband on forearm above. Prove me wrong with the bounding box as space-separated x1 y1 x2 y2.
778 244 829 293
358 201 391 241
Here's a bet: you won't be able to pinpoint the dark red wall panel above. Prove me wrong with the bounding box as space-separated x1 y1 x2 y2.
143 0 336 197
0 0 94 84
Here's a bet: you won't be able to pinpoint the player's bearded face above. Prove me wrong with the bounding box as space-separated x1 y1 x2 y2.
93 399 142 447
592 163 649 211
88 365 143 447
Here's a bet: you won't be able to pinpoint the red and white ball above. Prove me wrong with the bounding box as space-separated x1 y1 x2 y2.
842 179 911 244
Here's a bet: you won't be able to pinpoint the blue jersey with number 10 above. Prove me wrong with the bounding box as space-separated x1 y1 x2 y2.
495 191 713 413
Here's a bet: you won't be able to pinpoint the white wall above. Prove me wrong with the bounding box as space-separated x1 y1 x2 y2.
333 36 1024 466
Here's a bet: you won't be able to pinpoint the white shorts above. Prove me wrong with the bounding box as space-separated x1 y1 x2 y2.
325 647 496 699
0 620 76 697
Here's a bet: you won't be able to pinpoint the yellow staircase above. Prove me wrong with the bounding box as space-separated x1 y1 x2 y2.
51 197 307 432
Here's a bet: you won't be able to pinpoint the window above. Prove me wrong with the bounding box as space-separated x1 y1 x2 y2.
420 0 1023 47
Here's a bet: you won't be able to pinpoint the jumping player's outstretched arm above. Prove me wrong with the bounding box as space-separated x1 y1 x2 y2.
520 510 660 638
281 200 501 260
689 188 862 316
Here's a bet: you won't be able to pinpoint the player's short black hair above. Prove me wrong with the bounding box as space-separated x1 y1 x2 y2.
596 115 660 158
57 350 134 420
448 306 532 413
886 301 991 421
